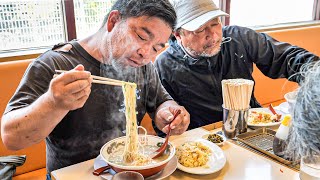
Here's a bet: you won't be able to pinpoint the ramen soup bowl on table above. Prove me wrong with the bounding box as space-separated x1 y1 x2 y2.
100 135 175 177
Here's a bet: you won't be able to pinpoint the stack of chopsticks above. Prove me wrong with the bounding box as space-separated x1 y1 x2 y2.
54 70 125 86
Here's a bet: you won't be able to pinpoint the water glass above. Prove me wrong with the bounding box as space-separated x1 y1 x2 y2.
284 90 298 115
300 155 320 180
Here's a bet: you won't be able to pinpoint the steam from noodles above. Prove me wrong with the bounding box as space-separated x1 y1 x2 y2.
221 79 254 110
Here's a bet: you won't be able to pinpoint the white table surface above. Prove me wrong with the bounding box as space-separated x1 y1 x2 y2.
51 126 300 180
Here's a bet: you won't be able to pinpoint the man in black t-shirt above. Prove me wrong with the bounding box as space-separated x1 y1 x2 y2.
1 0 190 176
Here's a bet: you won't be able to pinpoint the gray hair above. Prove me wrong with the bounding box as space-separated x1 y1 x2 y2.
285 60 320 161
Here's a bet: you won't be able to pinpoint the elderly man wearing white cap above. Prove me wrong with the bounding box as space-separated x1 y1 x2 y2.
154 0 319 133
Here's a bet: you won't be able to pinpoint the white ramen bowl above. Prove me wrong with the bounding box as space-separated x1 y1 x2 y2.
100 135 175 177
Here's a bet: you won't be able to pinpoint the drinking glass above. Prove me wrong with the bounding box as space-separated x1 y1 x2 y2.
300 155 320 180
284 89 298 115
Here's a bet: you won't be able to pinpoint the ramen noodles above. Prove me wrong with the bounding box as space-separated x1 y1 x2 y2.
122 82 140 164
108 141 170 166
108 82 169 166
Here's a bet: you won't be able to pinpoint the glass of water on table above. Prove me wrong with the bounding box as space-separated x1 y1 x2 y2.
300 155 320 180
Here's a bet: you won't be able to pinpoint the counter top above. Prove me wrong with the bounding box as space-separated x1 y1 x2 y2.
51 123 299 180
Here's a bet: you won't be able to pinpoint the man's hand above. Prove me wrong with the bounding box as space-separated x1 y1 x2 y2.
155 104 190 135
47 64 93 111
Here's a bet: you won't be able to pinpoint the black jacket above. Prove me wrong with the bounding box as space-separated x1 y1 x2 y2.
155 25 318 131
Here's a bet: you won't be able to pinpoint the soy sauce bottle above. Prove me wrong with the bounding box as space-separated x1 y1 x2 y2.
273 115 292 157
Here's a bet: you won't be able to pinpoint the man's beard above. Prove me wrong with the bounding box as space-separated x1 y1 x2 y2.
110 57 134 72
107 38 134 73
185 42 221 58
100 57 136 83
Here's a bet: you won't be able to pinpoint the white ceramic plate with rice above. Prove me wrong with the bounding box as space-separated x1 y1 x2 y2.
247 108 284 127
171 138 226 175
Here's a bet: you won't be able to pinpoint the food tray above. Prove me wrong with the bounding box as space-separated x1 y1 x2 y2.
236 128 292 165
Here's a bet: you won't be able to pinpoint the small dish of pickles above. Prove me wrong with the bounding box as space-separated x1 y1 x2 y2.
202 133 226 146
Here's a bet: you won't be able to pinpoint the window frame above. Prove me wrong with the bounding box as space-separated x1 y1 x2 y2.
220 0 320 26
63 0 77 41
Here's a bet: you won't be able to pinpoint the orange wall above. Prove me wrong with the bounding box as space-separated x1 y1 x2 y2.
0 60 46 176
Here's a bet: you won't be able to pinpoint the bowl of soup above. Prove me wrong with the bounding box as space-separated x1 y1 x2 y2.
100 135 175 177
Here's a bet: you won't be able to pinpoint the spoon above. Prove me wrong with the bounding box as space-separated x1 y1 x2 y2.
268 104 282 121
151 109 181 159
92 165 110 176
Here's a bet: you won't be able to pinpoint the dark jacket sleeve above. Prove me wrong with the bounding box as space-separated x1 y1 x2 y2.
233 26 319 82
154 57 178 100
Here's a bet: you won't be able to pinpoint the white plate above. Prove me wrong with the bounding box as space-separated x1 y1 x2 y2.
93 155 178 180
171 138 226 175
247 108 284 127
202 133 226 146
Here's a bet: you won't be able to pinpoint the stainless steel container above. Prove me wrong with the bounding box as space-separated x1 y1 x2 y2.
222 106 249 139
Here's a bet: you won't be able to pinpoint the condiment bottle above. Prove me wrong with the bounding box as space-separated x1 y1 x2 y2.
273 114 292 157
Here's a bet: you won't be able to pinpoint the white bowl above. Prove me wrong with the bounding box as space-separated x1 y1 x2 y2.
100 135 175 177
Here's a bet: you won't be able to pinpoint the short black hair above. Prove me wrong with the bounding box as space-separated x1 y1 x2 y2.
101 0 176 30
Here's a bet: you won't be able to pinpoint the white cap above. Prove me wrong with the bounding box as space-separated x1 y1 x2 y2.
170 0 229 31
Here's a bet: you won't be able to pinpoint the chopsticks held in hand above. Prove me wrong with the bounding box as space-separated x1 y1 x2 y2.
54 70 124 86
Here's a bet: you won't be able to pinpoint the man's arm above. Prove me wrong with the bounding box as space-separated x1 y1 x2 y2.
237 26 319 81
1 65 92 150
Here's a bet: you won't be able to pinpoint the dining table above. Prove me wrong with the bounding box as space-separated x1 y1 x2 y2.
51 122 300 180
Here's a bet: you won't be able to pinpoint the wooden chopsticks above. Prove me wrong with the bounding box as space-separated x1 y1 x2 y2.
54 70 124 86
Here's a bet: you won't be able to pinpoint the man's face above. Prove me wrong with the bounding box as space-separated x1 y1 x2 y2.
176 18 223 58
101 14 172 70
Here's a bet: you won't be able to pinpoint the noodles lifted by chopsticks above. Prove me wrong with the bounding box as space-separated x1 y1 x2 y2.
122 82 151 165
122 82 139 163
221 78 254 110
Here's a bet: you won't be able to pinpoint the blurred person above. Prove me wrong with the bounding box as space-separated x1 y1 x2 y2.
154 0 319 133
285 61 320 161
1 0 190 178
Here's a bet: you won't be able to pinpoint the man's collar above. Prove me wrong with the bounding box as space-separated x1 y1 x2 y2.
177 40 200 61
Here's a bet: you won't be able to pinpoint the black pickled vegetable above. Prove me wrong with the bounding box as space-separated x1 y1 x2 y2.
207 134 223 143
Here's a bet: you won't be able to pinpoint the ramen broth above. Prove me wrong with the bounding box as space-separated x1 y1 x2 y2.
108 144 170 166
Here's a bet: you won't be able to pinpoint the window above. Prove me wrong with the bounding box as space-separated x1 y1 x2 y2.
229 0 314 27
0 0 116 54
0 0 65 52
213 0 219 7
74 0 116 39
